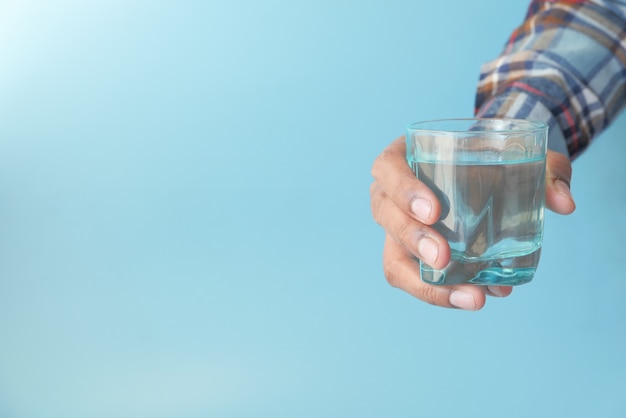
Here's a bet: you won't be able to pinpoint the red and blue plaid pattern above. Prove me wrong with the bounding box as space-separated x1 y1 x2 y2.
475 0 626 159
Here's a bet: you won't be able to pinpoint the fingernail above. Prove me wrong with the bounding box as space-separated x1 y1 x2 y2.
417 236 439 266
449 290 477 310
554 178 574 203
487 285 504 297
411 197 432 222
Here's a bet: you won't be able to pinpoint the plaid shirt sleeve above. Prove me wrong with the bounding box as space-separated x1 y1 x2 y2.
475 0 626 159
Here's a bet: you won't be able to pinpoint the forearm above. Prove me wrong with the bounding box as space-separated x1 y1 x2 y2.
475 0 626 160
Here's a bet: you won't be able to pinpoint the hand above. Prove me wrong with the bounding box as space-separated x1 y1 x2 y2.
370 136 576 310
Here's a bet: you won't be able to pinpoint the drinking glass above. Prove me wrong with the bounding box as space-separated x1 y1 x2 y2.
406 118 548 286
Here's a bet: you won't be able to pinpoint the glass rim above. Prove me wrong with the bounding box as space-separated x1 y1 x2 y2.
406 118 548 135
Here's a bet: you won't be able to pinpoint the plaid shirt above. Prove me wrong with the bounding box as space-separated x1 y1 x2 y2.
475 0 626 159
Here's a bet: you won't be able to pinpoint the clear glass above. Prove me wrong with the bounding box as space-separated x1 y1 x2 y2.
406 118 548 286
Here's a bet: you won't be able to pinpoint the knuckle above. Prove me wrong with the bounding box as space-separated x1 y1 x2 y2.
395 220 429 253
391 175 409 202
395 218 412 246
372 141 403 178
371 149 390 180
369 184 385 224
383 258 401 289
419 285 441 307
372 137 406 178
369 181 377 196
379 146 394 161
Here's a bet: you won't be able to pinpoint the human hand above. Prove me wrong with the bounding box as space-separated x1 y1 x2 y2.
370 136 576 310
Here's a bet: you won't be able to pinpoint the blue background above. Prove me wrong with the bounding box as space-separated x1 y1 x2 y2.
1 0 625 417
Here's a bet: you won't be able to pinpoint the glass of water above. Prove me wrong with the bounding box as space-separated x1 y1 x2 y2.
406 118 548 286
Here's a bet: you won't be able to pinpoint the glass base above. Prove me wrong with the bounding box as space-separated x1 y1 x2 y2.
467 266 535 285
420 248 541 286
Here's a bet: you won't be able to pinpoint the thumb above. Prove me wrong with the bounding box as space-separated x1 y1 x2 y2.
545 150 576 215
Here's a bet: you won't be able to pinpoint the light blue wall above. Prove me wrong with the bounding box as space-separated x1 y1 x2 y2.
0 1 625 417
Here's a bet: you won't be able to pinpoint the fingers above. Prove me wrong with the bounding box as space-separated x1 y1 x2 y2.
545 150 576 215
370 136 451 269
371 137 441 225
371 181 451 270
382 235 511 310
371 136 514 310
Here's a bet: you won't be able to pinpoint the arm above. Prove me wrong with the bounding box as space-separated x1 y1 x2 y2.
370 0 625 309
476 0 626 159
